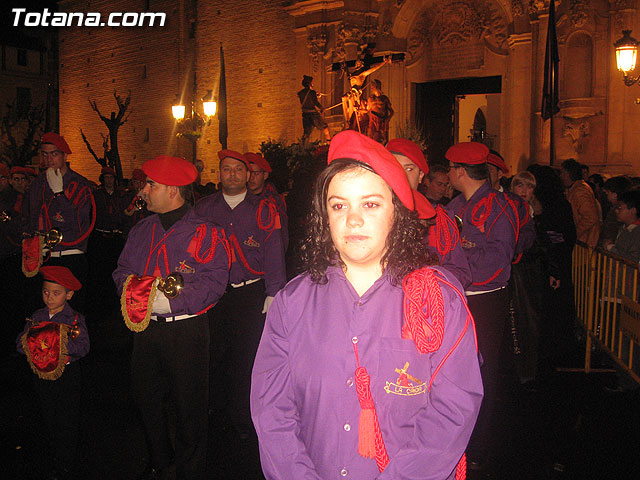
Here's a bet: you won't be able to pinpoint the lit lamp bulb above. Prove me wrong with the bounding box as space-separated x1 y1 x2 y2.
172 104 186 120
202 90 217 117
615 30 638 73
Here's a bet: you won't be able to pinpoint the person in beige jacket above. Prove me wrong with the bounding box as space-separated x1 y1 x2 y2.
560 159 601 247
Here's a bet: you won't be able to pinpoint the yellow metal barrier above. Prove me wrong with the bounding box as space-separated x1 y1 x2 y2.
572 241 640 383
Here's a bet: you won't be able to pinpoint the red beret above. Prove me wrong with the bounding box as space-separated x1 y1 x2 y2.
101 166 116 176
413 190 436 220
131 168 146 182
142 156 197 186
40 266 82 291
244 152 272 173
41 132 72 154
0 164 9 177
218 149 250 169
10 166 28 176
445 142 489 165
24 167 37 176
327 130 414 211
386 138 429 175
487 152 509 174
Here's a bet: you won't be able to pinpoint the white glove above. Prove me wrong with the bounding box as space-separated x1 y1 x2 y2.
152 289 172 315
262 296 274 314
46 167 64 193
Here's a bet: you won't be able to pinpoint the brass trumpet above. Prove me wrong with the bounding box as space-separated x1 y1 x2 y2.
33 228 64 249
0 210 11 222
134 196 147 210
157 272 184 299
454 215 464 233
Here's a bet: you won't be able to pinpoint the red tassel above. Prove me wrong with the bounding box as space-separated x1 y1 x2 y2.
358 406 376 458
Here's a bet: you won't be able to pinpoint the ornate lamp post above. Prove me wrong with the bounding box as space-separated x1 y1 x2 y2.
171 87 217 163
614 30 640 86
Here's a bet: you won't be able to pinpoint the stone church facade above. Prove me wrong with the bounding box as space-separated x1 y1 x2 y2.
58 0 639 183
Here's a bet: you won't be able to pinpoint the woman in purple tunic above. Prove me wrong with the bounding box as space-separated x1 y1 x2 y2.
251 131 483 480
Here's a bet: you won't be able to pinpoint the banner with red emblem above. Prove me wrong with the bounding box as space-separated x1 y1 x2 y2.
21 321 70 381
22 235 43 277
120 275 158 332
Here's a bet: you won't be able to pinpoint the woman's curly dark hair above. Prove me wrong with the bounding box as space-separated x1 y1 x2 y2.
298 159 437 285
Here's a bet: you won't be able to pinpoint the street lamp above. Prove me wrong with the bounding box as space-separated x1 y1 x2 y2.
171 90 216 162
614 30 640 86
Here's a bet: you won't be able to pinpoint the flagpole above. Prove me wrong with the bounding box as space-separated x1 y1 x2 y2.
550 65 555 167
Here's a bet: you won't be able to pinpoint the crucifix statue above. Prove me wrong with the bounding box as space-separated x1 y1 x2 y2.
330 51 404 134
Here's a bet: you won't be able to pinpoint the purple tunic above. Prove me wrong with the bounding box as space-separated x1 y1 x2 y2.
25 168 95 253
256 183 289 252
112 209 229 315
426 201 472 289
16 303 89 362
195 191 286 297
251 266 483 480
447 183 517 292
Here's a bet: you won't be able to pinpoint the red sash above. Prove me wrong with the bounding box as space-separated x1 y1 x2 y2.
21 321 69 381
22 236 43 278
120 275 158 332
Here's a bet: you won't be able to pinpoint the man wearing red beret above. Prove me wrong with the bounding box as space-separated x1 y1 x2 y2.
23 133 95 312
113 155 230 480
195 149 286 442
245 152 289 252
446 141 521 472
387 138 472 289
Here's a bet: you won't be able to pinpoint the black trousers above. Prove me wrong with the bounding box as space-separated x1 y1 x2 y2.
130 314 209 480
209 280 266 430
466 288 510 461
32 360 82 470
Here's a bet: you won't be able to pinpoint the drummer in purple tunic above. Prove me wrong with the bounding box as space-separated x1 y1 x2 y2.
386 138 472 289
251 131 482 480
113 155 229 480
446 142 518 471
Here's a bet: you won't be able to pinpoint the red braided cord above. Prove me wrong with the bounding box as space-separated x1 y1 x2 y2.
354 366 389 472
434 205 460 258
402 268 445 353
191 224 221 264
256 198 277 231
456 453 467 480
470 193 494 229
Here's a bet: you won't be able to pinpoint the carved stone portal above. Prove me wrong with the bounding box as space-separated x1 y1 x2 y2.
407 0 509 62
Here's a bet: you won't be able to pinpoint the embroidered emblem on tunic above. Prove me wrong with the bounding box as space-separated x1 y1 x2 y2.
54 212 64 223
384 361 427 396
461 236 476 249
243 235 260 248
176 260 195 274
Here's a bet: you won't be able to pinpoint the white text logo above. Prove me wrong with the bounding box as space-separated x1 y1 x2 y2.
12 8 166 27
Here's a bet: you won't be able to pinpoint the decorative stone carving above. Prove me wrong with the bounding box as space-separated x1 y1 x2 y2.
406 0 508 62
562 118 590 154
512 0 525 17
528 0 547 16
307 27 327 72
569 0 589 28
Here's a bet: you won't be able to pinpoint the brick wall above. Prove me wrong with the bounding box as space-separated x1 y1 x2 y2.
58 0 297 184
